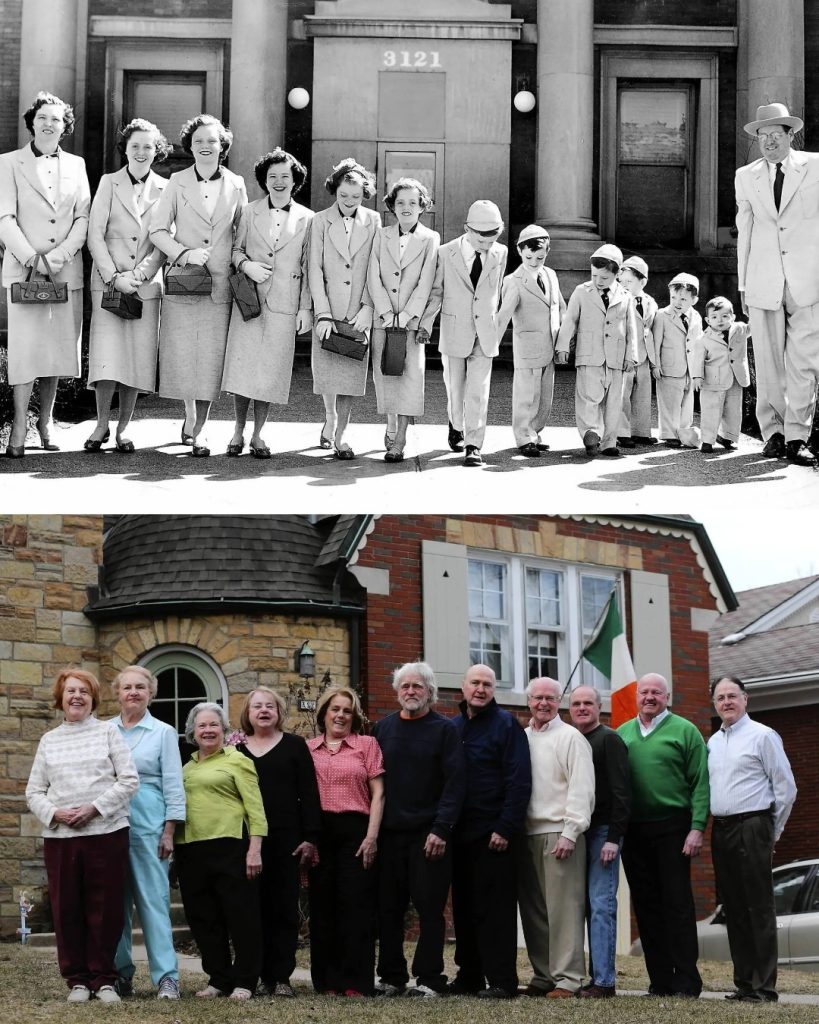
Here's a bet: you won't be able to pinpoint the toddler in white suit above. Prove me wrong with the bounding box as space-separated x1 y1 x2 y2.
691 296 751 453
651 273 703 447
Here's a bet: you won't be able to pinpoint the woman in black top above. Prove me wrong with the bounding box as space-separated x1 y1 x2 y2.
236 688 321 997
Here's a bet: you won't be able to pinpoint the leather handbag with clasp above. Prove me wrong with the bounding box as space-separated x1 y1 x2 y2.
10 256 68 304
321 319 369 361
228 267 261 321
100 279 142 320
381 316 408 376
165 248 212 296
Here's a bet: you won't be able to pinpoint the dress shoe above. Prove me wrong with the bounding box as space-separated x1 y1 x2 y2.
761 431 785 458
632 435 658 445
520 984 552 997
716 434 736 449
448 980 480 996
191 444 210 457
83 437 104 452
181 426 194 445
448 421 465 452
319 421 334 449
115 439 136 453
583 430 600 456
617 436 636 448
546 987 574 998
463 445 482 467
384 441 405 463
577 984 615 999
4 444 25 459
600 446 621 457
663 437 682 448
785 440 817 466
476 987 515 999
518 442 541 458
536 441 550 452
700 442 714 453
249 442 272 460
725 991 761 1002
37 420 59 451
334 443 355 460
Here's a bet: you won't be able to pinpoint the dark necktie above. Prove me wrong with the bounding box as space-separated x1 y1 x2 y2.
470 252 482 290
536 273 546 294
680 313 689 332
635 297 643 317
773 162 784 211
601 288 610 309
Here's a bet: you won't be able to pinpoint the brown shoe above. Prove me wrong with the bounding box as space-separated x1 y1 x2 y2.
578 985 615 999
546 988 575 998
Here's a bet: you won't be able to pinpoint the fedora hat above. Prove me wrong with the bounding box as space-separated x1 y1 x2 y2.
743 102 803 137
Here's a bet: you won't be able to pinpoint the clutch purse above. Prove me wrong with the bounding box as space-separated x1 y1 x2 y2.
228 268 261 321
381 319 408 376
101 280 142 320
10 256 68 304
165 249 212 296
321 319 369 361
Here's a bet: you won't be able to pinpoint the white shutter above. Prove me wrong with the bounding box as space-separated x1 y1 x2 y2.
629 569 673 696
422 540 469 691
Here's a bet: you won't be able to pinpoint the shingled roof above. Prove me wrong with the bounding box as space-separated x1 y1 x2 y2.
85 515 367 620
710 575 819 680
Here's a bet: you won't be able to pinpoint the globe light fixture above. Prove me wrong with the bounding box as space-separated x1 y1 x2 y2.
288 87 310 110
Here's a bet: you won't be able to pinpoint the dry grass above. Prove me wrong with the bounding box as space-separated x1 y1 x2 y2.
2 943 817 1024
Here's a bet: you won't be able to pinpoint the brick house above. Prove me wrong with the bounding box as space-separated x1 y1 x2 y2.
1 512 735 939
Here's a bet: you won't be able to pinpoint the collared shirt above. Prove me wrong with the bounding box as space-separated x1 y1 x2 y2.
31 141 60 202
461 235 480 275
267 199 291 243
113 709 186 834
524 264 549 297
176 744 267 844
398 221 417 257
307 732 383 815
707 712 796 839
638 707 669 737
766 150 796 188
195 166 222 218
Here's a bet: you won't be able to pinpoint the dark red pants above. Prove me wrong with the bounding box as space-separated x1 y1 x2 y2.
44 828 129 991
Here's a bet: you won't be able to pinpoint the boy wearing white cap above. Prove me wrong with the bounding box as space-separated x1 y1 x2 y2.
555 244 638 457
616 255 658 446
496 225 566 456
651 273 702 447
419 200 507 467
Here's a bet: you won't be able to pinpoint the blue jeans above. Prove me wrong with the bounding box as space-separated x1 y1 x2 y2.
586 825 620 988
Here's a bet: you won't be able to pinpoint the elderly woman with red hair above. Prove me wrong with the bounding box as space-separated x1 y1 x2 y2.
26 667 139 1003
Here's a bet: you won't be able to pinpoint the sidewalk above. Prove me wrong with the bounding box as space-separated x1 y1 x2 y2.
4 364 817 512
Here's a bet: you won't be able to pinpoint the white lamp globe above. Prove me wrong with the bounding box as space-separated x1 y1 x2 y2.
288 88 310 110
513 90 536 113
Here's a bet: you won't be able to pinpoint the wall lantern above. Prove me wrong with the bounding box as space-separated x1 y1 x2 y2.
294 640 316 679
514 89 536 113
288 87 310 110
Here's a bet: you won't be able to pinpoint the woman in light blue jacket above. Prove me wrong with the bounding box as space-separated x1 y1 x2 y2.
111 665 185 999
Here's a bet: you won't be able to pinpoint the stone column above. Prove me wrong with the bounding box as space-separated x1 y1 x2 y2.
229 0 289 192
535 0 597 238
17 0 79 147
743 0 804 128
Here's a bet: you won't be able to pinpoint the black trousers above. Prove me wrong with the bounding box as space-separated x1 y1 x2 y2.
309 812 376 994
175 837 261 993
621 814 702 997
376 828 452 991
451 833 521 994
259 829 302 986
712 811 778 999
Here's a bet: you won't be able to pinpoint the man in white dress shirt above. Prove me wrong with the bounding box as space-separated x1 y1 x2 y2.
735 102 819 466
707 675 797 1004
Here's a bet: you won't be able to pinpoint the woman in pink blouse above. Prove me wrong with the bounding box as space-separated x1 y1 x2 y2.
307 687 384 996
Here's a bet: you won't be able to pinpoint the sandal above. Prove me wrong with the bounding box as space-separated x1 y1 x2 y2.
115 439 135 453
334 443 355 460
83 438 104 452
319 420 334 449
249 442 272 460
226 441 244 456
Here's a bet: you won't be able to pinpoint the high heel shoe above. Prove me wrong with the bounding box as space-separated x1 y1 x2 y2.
319 420 334 449
4 444 25 459
37 420 60 451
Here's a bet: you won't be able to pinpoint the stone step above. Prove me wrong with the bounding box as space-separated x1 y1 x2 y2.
26 901 190 948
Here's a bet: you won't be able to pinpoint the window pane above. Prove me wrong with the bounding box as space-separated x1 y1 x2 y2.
619 90 688 165
155 667 209 737
773 867 810 916
526 568 561 627
177 666 207 699
582 576 614 635
528 628 559 681
132 78 205 150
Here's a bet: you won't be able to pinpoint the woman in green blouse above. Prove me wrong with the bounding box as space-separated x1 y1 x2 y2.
174 702 267 1000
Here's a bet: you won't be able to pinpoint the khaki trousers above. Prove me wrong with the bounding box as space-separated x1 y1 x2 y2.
575 366 624 450
699 382 743 445
657 373 694 441
442 340 494 449
517 831 587 993
512 364 555 446
620 359 653 438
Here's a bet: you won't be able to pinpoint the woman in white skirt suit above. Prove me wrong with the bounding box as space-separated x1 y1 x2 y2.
150 114 247 456
85 119 170 453
309 159 380 460
0 92 90 458
221 149 313 458
367 178 439 462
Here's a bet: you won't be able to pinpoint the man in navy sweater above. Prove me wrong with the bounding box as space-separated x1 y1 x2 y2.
372 662 466 998
450 664 532 998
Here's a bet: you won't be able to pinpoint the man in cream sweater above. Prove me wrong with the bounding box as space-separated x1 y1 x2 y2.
517 677 595 998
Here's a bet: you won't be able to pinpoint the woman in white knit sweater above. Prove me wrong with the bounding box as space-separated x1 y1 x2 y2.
26 667 139 1004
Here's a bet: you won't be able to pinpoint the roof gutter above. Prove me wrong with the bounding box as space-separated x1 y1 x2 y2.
84 597 366 623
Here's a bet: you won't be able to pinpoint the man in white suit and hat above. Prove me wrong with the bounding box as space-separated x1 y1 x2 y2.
735 102 819 466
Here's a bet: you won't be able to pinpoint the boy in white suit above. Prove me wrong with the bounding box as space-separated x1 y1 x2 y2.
691 296 751 453
419 200 507 467
651 273 703 448
496 225 566 456
555 244 638 457
616 255 658 447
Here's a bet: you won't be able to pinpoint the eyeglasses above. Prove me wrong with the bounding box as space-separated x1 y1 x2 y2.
757 130 791 142
467 226 502 237
530 695 559 704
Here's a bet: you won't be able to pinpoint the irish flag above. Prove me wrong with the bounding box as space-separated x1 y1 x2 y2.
583 592 638 727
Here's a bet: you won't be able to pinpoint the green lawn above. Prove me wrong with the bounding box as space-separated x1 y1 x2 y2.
2 944 817 1024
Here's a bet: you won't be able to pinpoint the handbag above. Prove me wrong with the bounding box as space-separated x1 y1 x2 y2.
321 319 369 361
381 317 408 376
228 267 261 321
101 279 142 320
165 248 212 296
10 256 68 304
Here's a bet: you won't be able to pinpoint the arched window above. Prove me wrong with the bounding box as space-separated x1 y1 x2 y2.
139 645 227 739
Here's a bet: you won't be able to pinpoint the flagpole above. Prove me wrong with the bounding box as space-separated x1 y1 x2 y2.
559 588 618 700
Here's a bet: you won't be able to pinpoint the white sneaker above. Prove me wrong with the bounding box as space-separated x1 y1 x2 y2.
96 986 121 1003
196 985 225 998
157 976 180 999
229 987 252 1000
67 986 90 1002
406 984 440 998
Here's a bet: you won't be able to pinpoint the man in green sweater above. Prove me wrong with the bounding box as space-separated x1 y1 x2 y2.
617 673 709 999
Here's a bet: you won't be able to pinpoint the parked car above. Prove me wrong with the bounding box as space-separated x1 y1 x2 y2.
630 859 819 972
